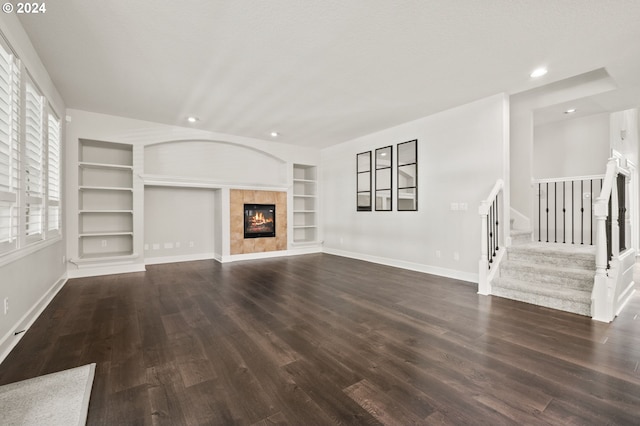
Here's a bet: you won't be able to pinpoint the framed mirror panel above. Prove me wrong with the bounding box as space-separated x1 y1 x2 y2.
356 151 372 211
375 146 392 211
397 140 417 211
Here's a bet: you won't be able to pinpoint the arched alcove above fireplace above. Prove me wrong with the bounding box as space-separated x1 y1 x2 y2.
144 140 287 187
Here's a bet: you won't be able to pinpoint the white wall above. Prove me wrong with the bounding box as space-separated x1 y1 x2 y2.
509 106 533 222
144 187 217 263
533 113 610 179
321 94 508 282
610 108 639 163
0 15 66 362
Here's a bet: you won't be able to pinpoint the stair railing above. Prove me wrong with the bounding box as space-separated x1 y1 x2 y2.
478 179 504 295
592 157 634 322
532 175 604 246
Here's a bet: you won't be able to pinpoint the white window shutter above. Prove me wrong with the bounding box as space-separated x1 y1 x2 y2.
47 113 60 233
0 43 19 252
24 81 44 241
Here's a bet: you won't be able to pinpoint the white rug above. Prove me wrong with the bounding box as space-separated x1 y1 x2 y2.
0 363 96 426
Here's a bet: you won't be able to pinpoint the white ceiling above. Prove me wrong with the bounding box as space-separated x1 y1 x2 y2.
17 0 640 148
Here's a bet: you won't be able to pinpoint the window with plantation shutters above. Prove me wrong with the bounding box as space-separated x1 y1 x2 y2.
47 113 60 233
0 42 19 253
24 81 44 241
0 35 63 260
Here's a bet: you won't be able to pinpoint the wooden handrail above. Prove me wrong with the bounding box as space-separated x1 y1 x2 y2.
532 174 605 184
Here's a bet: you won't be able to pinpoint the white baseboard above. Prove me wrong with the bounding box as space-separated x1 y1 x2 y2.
322 248 478 284
145 252 217 266
0 274 67 365
227 250 290 262
145 249 320 265
288 245 323 256
67 263 146 278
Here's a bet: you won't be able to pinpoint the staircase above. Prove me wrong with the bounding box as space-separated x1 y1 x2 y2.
479 157 635 322
491 237 595 316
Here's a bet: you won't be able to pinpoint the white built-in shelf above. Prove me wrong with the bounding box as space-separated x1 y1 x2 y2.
79 231 134 237
78 139 134 260
292 164 318 244
79 186 133 192
79 161 133 171
79 210 134 214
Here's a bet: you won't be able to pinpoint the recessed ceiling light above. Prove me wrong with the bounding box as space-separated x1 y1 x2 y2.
187 116 199 123
564 108 577 114
270 131 279 137
530 67 548 78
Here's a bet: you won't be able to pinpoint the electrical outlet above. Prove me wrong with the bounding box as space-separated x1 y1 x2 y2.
3 297 8 315
175 242 181 248
164 242 174 249
101 239 107 248
453 251 460 261
436 250 441 258
189 241 195 248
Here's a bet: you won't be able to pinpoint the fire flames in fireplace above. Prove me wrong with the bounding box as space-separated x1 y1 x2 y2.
247 211 273 232
244 204 276 238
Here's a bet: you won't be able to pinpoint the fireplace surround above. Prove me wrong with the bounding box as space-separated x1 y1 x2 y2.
230 189 287 255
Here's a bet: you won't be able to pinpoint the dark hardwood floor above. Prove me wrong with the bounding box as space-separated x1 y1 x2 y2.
1 254 640 425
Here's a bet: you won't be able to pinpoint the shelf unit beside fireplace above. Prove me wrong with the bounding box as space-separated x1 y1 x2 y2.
78 140 134 259
292 164 318 243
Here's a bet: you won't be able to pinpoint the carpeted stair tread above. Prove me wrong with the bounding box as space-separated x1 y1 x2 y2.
510 230 532 245
492 281 591 316
507 242 595 269
508 242 596 257
489 242 596 317
499 259 594 290
493 276 591 301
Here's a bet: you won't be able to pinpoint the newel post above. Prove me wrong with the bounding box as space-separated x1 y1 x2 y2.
591 158 618 322
478 201 490 295
592 198 612 321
